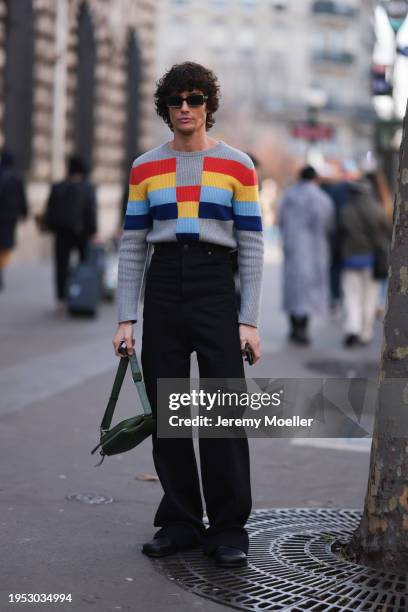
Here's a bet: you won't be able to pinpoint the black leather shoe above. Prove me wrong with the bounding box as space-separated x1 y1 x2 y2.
142 537 177 558
214 546 247 568
289 329 310 346
344 333 361 348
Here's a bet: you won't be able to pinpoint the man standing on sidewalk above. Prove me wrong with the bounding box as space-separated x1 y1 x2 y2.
112 62 264 568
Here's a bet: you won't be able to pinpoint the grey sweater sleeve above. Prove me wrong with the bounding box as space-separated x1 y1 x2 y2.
117 229 149 323
233 157 264 327
117 157 150 324
236 230 264 327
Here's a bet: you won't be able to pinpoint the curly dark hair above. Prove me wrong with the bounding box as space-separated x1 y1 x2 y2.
154 62 220 132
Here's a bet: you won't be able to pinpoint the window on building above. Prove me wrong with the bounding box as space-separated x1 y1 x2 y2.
210 0 228 8
168 16 190 48
311 29 354 65
240 0 257 10
3 0 35 172
209 25 227 50
311 1 358 18
74 3 96 172
270 0 288 11
237 26 256 49
312 47 355 64
236 50 257 105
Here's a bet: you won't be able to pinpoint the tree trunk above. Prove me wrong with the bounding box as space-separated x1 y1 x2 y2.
345 106 408 573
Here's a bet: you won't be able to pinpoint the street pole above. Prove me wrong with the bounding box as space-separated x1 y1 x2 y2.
51 0 68 181
374 1 408 190
380 0 408 118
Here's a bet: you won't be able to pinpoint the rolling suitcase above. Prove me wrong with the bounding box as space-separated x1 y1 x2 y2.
102 239 118 301
67 244 101 316
86 242 106 295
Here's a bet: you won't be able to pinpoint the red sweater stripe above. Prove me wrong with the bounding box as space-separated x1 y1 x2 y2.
203 157 257 186
130 158 177 184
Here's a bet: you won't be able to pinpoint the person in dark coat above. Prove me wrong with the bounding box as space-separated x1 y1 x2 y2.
45 155 97 307
0 149 28 290
339 178 391 347
321 181 351 309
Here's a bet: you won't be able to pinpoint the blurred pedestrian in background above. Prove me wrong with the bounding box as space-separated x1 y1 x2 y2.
321 179 351 311
0 149 28 291
279 165 334 345
339 173 391 348
363 165 394 321
44 155 98 309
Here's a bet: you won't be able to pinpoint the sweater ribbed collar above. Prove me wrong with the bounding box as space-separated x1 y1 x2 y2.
162 140 225 157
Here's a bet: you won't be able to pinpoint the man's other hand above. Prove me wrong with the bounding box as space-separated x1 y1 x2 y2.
112 322 135 357
239 324 261 364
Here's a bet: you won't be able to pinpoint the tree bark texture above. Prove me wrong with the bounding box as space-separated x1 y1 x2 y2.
346 106 408 573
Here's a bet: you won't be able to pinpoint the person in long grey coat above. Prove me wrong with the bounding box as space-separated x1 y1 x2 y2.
279 166 334 344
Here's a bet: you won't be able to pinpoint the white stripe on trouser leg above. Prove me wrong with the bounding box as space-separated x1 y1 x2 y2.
360 268 379 343
342 268 379 341
342 269 364 336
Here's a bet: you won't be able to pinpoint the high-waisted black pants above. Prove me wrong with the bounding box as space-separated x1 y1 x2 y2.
141 241 252 554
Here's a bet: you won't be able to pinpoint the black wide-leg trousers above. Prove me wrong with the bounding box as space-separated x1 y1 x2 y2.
141 241 252 554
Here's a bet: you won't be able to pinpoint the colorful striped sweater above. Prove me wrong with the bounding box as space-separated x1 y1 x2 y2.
117 140 264 326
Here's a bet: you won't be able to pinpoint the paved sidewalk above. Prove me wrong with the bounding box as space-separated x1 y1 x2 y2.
0 255 382 612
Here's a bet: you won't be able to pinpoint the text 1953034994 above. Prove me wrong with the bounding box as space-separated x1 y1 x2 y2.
9 594 73 604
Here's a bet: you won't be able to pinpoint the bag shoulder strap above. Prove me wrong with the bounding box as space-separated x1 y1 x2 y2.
100 352 152 434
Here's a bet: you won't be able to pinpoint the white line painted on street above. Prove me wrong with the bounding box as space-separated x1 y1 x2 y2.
291 438 372 453
0 339 118 417
264 246 282 264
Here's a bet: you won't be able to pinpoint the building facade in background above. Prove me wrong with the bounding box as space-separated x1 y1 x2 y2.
156 0 376 176
0 0 157 262
1 0 381 261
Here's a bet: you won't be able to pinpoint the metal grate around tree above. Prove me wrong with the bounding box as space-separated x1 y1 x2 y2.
152 508 408 611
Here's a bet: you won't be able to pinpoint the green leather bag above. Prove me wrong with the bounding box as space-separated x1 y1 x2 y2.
91 347 155 465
